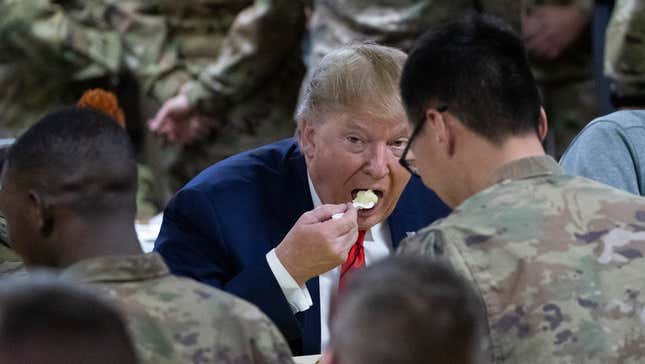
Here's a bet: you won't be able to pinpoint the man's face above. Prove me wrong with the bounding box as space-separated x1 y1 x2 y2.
302 109 411 230
0 166 41 264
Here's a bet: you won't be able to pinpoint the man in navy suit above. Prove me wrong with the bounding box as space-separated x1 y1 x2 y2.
154 44 451 355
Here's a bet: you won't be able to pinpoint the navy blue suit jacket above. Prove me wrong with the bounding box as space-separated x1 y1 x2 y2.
154 138 450 355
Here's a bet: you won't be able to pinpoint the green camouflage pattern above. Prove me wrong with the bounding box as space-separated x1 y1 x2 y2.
541 78 598 158
61 253 293 364
0 0 124 137
0 242 25 279
0 215 25 278
0 0 305 200
605 0 645 102
523 0 597 156
307 0 522 69
399 156 645 363
115 0 306 198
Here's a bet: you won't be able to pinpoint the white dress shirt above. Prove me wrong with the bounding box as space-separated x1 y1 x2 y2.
265 174 392 351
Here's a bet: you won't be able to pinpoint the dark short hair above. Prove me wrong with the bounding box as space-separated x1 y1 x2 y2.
329 256 485 364
4 107 137 216
400 14 541 144
0 275 138 364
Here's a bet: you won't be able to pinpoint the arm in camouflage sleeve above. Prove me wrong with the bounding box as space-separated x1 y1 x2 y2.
0 0 122 80
397 228 478 287
605 0 645 107
229 301 296 363
397 228 447 259
183 0 306 116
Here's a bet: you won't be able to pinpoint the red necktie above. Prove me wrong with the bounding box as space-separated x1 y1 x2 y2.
338 230 366 291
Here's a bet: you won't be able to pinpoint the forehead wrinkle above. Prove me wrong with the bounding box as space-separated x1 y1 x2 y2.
339 111 408 136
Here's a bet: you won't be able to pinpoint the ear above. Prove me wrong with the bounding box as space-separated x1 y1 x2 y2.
538 107 548 142
425 108 455 157
298 119 318 160
28 190 54 238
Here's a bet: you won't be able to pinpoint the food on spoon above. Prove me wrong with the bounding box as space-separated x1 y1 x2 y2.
352 189 378 209
331 189 379 220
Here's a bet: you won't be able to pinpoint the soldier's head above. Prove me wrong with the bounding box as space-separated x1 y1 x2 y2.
399 14 548 207
0 275 137 364
324 256 485 364
0 107 138 267
296 43 413 230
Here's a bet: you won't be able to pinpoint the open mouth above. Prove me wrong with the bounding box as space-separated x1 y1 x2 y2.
351 189 384 199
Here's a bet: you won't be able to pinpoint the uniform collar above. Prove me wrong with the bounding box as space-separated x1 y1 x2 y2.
61 253 170 283
492 155 562 184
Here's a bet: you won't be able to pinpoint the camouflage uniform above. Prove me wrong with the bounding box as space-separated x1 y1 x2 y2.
0 215 24 278
307 0 522 72
0 244 24 279
109 0 306 199
605 0 645 107
399 156 645 363
523 0 598 157
0 1 157 217
1 1 305 202
0 0 124 138
61 253 294 364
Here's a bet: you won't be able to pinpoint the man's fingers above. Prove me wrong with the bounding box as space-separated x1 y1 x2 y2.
325 205 357 236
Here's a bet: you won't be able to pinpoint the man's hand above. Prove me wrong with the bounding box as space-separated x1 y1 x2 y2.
148 94 212 145
523 5 590 61
275 204 359 286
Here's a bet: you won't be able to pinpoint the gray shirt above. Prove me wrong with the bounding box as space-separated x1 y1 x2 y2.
560 110 645 195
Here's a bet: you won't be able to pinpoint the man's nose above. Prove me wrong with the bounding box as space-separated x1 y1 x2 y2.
363 144 389 179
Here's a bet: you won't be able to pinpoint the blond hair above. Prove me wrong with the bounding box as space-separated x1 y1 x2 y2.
296 43 407 129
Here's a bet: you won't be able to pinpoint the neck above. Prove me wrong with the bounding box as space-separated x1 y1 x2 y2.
55 216 143 268
454 133 545 207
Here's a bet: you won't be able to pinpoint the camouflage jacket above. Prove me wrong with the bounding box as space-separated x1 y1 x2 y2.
0 242 25 279
399 156 645 363
0 0 305 135
308 0 522 69
0 0 124 137
109 0 305 115
605 0 645 105
61 253 294 364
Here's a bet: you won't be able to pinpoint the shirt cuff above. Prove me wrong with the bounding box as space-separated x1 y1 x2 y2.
266 249 313 313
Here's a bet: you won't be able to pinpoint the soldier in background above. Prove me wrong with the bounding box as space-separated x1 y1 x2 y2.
605 0 645 108
142 0 306 201
304 0 521 92
0 0 135 139
558 1 645 195
0 139 23 278
322 256 486 364
1 1 306 206
522 0 598 157
398 14 645 363
0 107 294 363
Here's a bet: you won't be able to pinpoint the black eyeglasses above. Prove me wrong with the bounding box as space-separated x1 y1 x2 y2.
399 105 448 176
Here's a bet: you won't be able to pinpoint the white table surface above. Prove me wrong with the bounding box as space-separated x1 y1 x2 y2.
293 355 322 364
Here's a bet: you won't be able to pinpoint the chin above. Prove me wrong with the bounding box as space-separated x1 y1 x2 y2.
357 209 389 230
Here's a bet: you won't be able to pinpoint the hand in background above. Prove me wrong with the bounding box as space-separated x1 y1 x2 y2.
148 94 213 145
523 5 590 61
